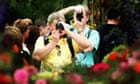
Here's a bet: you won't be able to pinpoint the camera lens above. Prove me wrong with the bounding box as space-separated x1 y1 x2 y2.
56 22 64 30
76 13 83 21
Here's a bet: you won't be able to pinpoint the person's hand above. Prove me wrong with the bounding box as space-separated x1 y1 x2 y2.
73 11 83 32
43 25 51 35
52 30 61 43
73 21 83 33
73 5 85 31
58 21 69 34
74 5 84 13
73 5 84 22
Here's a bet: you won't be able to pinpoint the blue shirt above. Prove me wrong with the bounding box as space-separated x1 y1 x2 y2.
74 27 100 67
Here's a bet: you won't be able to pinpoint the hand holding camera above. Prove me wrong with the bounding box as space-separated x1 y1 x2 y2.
73 5 85 31
76 12 83 22
56 21 64 30
73 5 84 22
55 21 69 38
73 12 83 30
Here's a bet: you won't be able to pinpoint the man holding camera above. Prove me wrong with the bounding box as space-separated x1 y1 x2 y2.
32 12 92 72
58 5 100 67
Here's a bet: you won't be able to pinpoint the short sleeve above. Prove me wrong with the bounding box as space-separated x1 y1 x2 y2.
88 30 100 50
34 36 45 51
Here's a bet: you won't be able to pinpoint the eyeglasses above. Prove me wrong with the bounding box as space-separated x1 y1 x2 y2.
56 45 61 56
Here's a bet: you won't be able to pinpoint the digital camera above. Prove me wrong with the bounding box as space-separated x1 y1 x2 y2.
76 12 83 21
56 22 64 30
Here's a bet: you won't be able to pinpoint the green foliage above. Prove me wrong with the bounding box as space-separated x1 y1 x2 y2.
9 0 63 23
62 63 88 75
8 0 83 24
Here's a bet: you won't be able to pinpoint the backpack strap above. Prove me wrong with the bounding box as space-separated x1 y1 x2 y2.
44 32 52 45
34 35 49 69
87 29 99 64
87 29 91 39
67 27 75 58
44 33 75 58
44 35 49 45
67 37 75 58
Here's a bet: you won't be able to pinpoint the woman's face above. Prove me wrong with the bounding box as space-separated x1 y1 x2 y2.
24 28 30 39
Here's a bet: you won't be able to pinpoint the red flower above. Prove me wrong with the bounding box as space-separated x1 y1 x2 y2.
125 48 129 53
66 73 83 84
108 51 118 61
119 48 129 60
133 61 140 74
0 74 12 83
119 52 127 60
91 62 110 74
0 53 10 63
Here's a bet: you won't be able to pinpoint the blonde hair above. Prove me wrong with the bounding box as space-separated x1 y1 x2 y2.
47 12 65 24
13 18 32 34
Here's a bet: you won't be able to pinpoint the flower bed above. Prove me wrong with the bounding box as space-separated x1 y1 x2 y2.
0 45 140 84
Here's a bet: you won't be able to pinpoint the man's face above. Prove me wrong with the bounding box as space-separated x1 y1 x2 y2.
47 19 57 31
81 11 89 25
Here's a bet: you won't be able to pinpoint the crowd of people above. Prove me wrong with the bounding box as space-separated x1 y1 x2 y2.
0 4 126 83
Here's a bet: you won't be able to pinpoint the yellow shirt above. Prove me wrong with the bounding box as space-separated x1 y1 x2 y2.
34 35 79 70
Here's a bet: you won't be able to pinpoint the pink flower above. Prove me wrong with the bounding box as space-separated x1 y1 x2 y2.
13 68 29 84
91 62 110 74
110 68 122 81
35 79 47 84
24 65 38 77
128 56 136 66
66 73 83 84
118 60 129 71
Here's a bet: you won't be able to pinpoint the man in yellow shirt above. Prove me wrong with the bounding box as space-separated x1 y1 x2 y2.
32 12 92 71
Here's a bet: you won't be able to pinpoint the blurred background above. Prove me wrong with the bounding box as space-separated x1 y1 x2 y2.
0 0 140 45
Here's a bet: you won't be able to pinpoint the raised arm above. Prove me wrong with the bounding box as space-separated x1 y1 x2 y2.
61 22 92 50
32 30 61 60
58 6 75 15
58 5 84 16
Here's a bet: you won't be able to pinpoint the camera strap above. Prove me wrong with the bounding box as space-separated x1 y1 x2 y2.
44 35 75 58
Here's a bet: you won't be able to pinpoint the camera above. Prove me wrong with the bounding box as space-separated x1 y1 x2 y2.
76 12 83 21
56 22 64 30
